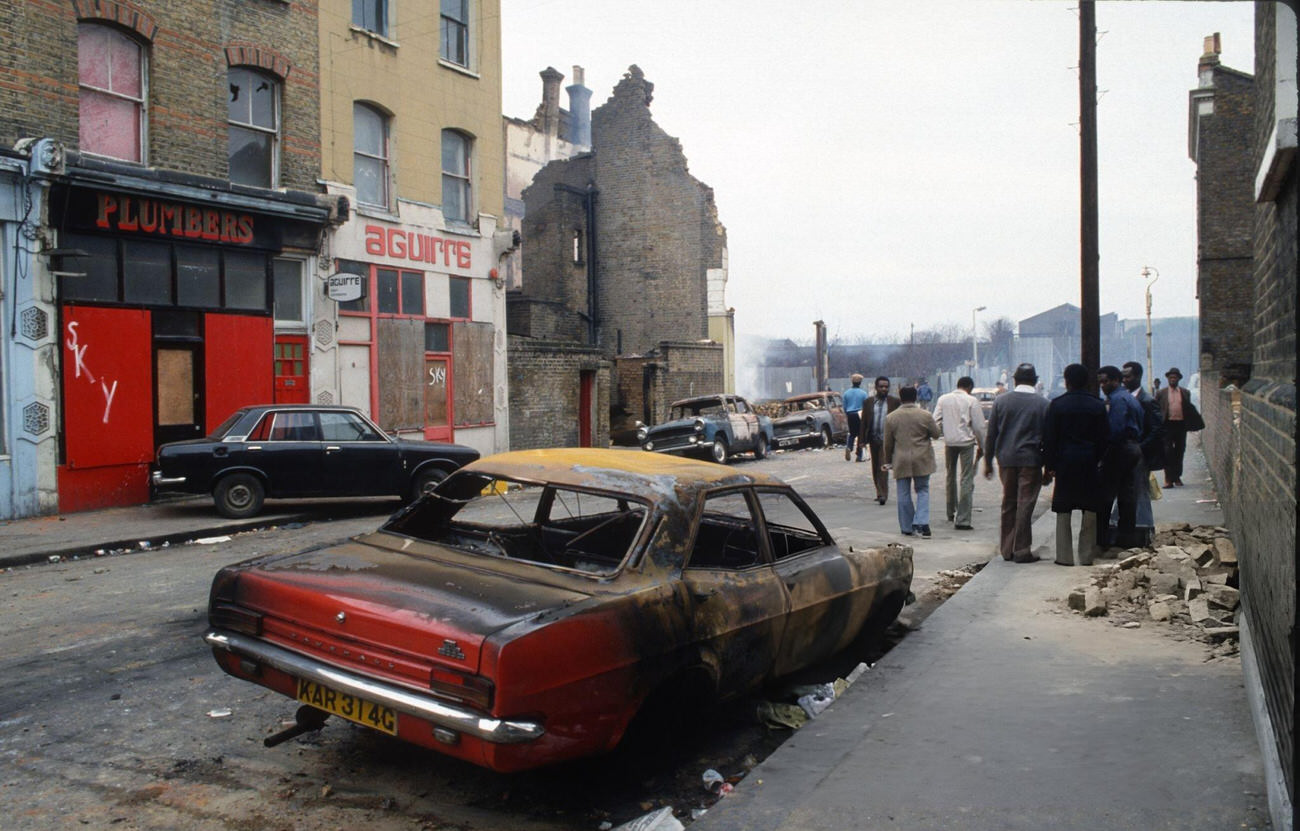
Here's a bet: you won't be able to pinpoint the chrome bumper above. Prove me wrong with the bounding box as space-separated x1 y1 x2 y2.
204 629 544 744
151 469 187 487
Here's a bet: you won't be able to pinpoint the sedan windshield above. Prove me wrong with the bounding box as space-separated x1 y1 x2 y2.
382 473 650 577
671 400 725 420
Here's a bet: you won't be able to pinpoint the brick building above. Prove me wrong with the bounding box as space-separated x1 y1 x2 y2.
1188 15 1297 829
0 0 339 518
507 66 732 445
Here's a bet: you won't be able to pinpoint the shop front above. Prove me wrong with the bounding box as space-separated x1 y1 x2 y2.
48 175 333 512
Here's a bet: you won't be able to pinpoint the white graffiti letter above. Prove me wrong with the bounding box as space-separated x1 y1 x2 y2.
100 379 118 424
64 322 95 383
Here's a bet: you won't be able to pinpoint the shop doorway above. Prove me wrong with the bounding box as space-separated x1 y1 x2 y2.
153 311 204 447
274 335 309 403
423 355 452 442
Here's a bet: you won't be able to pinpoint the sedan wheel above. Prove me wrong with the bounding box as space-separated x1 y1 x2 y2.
753 433 769 460
710 437 730 464
409 468 448 502
820 425 833 448
214 473 265 519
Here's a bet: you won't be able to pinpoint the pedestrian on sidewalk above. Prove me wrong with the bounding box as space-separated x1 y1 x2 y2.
1043 364 1109 566
933 376 986 530
1097 365 1144 553
1109 361 1164 548
860 376 900 505
916 377 934 412
983 363 1051 563
882 386 940 537
1155 367 1198 487
842 373 868 462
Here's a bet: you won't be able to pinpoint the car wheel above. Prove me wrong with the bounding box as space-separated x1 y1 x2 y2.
753 433 769 460
213 473 265 519
710 437 730 464
820 425 833 448
409 468 448 502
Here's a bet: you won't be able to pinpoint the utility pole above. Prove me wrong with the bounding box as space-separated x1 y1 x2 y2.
1079 0 1100 393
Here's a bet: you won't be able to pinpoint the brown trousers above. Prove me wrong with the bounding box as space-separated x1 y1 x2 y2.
998 466 1042 560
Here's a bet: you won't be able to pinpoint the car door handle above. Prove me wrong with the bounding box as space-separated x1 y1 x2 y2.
325 445 341 453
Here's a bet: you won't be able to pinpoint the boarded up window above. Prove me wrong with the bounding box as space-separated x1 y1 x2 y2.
452 321 493 426
376 318 425 431
156 348 195 425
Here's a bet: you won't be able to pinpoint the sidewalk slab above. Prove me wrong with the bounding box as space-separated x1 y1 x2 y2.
696 442 1268 830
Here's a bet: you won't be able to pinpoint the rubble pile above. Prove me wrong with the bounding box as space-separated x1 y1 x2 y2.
1066 523 1240 658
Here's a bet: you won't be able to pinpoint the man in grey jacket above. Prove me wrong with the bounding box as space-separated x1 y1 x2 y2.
983 363 1052 562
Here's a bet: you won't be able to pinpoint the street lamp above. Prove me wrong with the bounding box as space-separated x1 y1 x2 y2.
1142 266 1159 394
971 305 987 375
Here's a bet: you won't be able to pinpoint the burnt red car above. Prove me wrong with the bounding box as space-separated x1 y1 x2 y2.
204 448 913 771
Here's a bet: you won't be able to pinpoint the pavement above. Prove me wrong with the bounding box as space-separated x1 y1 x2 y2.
0 440 1273 830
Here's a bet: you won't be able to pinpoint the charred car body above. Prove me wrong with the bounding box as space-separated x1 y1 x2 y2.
204 449 913 772
771 392 850 449
637 394 775 464
152 405 479 518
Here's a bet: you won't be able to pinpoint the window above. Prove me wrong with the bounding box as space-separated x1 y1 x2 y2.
352 0 388 37
267 411 319 442
177 246 220 308
425 322 449 352
224 250 268 310
320 411 384 442
122 240 171 305
755 489 830 560
273 259 303 323
449 277 470 318
228 67 279 188
335 259 369 312
354 104 390 208
372 267 424 316
441 130 471 223
688 491 761 570
440 0 468 66
78 23 146 162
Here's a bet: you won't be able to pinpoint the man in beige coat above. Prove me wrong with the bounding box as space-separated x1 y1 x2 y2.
883 386 941 538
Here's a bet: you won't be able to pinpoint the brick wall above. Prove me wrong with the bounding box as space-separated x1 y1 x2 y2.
511 153 593 341
0 0 321 191
507 338 609 449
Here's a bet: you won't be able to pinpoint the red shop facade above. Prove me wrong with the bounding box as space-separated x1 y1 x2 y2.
48 175 334 512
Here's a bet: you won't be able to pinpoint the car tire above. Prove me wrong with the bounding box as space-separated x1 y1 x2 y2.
710 437 730 464
753 433 769 460
409 468 448 502
213 473 265 519
820 425 833 448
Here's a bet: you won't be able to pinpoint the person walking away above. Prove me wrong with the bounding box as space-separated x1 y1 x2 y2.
882 386 941 537
860 376 900 504
1096 365 1144 553
933 376 986 530
842 373 868 462
1043 364 1109 566
916 378 934 412
1111 360 1164 547
983 363 1051 562
1155 367 1196 487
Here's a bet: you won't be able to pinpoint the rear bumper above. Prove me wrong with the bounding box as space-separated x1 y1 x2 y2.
151 469 187 488
204 629 544 745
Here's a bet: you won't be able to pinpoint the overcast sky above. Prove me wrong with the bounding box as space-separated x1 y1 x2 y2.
500 1 1256 345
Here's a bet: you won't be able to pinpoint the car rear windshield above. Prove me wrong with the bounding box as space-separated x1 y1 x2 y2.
382 472 650 577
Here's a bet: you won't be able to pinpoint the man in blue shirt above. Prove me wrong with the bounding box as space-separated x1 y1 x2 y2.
917 378 934 412
842 373 869 462
1097 365 1144 552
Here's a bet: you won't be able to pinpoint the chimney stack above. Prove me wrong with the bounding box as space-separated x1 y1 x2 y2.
1198 32 1222 88
567 64 592 147
539 66 563 137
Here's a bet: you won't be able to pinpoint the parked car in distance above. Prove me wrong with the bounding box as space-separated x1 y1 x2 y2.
152 405 480 518
203 448 914 771
772 392 849 449
637 394 774 463
971 387 999 420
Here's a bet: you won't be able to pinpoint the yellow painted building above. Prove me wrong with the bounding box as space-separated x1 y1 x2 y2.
314 1 512 456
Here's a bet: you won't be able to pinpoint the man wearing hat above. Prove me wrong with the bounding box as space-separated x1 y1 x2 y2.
842 373 869 462
1155 367 1195 487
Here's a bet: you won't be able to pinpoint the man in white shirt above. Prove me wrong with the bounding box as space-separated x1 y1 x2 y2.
934 376 986 530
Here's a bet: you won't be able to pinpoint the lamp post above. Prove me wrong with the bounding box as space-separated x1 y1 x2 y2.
1142 266 1159 394
971 305 987 376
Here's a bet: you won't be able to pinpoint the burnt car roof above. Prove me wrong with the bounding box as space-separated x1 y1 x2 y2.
783 393 832 402
668 394 734 406
463 448 781 499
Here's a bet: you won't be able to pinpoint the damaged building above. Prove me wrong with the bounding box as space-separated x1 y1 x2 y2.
506 65 734 448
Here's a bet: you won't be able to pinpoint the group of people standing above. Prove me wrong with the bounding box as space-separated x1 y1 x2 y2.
840 361 1200 563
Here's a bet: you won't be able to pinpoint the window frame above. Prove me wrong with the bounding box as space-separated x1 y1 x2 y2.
77 22 148 164
352 0 389 38
439 0 469 67
227 66 281 188
272 257 306 327
354 103 391 210
441 129 473 224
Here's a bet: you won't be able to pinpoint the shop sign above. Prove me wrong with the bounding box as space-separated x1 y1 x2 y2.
327 272 366 303
363 224 473 272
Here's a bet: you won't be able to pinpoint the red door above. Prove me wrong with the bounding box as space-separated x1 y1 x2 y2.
423 355 452 442
274 335 309 404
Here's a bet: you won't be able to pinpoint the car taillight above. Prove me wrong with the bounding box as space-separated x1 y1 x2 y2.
429 667 494 710
209 603 263 636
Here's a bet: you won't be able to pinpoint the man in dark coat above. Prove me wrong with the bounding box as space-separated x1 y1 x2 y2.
1043 364 1109 566
859 376 900 505
983 363 1051 562
1154 367 1194 486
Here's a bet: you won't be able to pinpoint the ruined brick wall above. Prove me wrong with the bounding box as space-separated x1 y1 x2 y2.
511 153 593 342
507 338 609 449
590 66 727 359
1194 66 1257 382
0 0 321 190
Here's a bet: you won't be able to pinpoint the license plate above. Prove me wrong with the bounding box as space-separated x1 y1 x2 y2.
777 438 799 447
296 678 397 735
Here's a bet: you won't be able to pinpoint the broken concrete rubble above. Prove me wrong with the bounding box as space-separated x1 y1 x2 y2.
1064 525 1241 654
